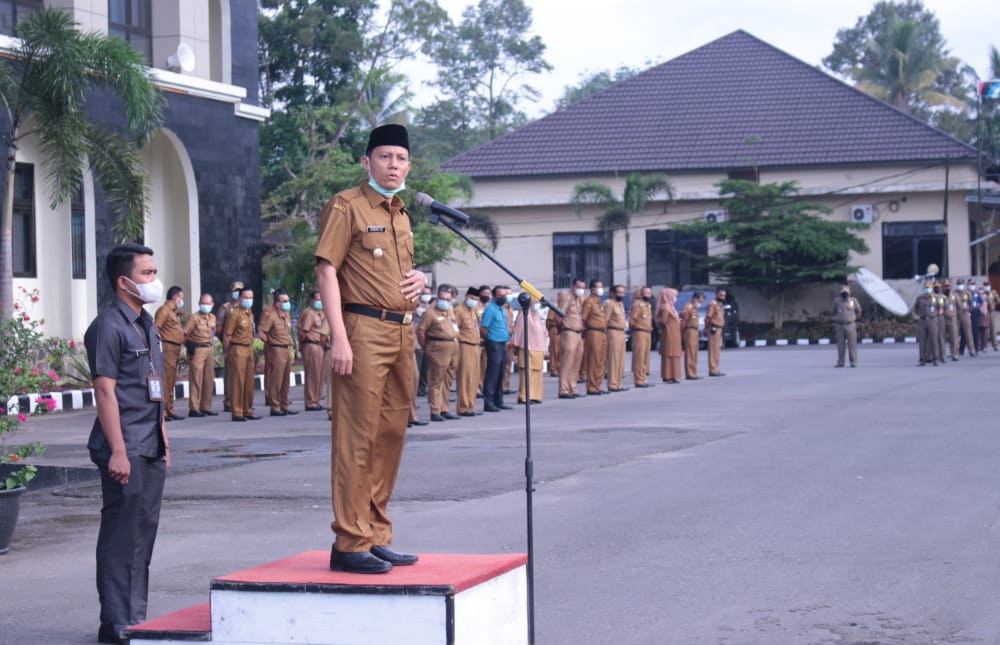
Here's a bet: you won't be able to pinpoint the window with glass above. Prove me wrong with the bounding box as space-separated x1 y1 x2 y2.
552 232 612 288
71 187 86 279
108 0 152 64
12 163 36 278
0 0 42 36
882 221 947 280
645 229 708 288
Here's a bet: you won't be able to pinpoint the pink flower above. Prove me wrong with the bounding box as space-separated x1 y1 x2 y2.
14 367 21 375
17 413 27 423
47 370 57 379
69 340 76 349
8 454 19 463
29 369 37 377
41 399 57 411
22 315 30 321
31 296 39 302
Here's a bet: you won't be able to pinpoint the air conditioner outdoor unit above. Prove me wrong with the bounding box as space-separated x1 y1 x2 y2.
851 204 873 224
704 209 727 223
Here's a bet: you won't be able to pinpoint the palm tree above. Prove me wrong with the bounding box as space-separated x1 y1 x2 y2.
0 9 164 320
571 173 674 290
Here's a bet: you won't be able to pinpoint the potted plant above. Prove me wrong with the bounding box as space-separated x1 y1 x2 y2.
1 290 58 554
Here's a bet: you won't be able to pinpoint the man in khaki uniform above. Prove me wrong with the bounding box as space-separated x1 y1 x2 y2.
298 290 330 411
216 280 243 412
455 287 483 417
545 295 562 377
259 288 298 417
558 285 585 398
706 288 727 377
604 285 628 392
914 281 940 366
985 280 999 351
154 286 185 421
629 285 654 387
932 281 947 364
315 124 427 574
223 288 260 421
941 280 960 361
832 285 861 368
955 279 976 357
582 279 608 395
681 291 704 379
418 285 459 422
184 293 218 417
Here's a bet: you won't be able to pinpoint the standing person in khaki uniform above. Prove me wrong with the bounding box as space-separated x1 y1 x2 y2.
681 291 704 380
582 279 608 395
985 280 999 351
259 289 298 417
298 290 330 411
629 286 654 388
914 281 940 366
956 279 976 357
832 285 861 368
418 285 460 422
154 286 185 421
656 288 682 383
574 280 589 386
932 282 947 364
216 281 243 412
315 124 427 575
557 290 584 399
545 293 564 378
455 287 483 417
603 285 628 392
941 280 960 362
223 288 261 421
184 293 218 417
512 297 547 404
706 288 727 377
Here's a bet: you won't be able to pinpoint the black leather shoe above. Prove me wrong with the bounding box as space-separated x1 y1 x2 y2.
188 410 206 418
498 404 513 410
484 405 500 412
329 547 392 574
558 393 575 399
441 412 459 420
587 390 603 396
246 415 262 420
270 410 287 417
201 409 219 416
686 377 703 380
411 419 429 426
98 623 127 644
231 416 246 422
709 372 726 377
370 545 418 566
530 399 542 404
305 406 325 411
284 409 299 415
635 383 652 388
166 414 185 422
609 387 629 392
430 413 445 422
459 411 481 417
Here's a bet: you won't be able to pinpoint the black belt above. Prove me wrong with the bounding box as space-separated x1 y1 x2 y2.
427 337 456 342
268 344 291 349
562 328 581 334
195 342 212 347
162 339 181 346
301 340 321 345
460 340 479 346
230 342 251 347
585 327 606 332
607 326 625 331
631 329 650 333
344 303 413 324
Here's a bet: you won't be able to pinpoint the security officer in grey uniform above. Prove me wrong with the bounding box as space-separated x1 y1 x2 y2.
832 285 861 367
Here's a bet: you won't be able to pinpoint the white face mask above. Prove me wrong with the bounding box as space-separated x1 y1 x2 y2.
594 287 604 297
124 277 163 304
436 299 451 311
574 288 585 298
466 298 478 308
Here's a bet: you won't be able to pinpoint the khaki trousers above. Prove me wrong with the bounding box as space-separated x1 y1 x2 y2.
265 345 291 412
517 349 544 402
584 329 607 393
959 313 975 355
503 343 515 392
330 313 413 552
558 331 583 396
943 316 959 359
426 339 458 415
547 329 560 375
631 330 650 385
708 331 722 375
161 342 180 416
661 354 682 381
302 342 327 408
456 342 481 414
682 328 699 378
188 345 215 412
225 344 255 418
606 329 625 390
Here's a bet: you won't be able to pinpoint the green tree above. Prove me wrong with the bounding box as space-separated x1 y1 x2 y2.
674 180 869 330
554 66 639 111
571 174 674 291
0 9 164 320
980 46 1000 170
417 0 551 161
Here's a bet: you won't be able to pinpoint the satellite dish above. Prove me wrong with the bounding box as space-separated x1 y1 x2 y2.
853 268 909 316
166 43 196 73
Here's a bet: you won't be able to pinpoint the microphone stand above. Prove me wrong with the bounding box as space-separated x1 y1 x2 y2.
429 213 558 645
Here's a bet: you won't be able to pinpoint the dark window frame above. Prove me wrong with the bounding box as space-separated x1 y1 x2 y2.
645 229 709 288
881 221 947 280
108 0 153 64
71 187 86 279
0 0 43 36
552 231 613 289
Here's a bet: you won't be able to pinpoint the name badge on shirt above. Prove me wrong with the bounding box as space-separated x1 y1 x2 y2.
367 226 386 233
148 375 163 402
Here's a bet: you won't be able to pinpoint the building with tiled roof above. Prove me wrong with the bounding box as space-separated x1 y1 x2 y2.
434 30 998 318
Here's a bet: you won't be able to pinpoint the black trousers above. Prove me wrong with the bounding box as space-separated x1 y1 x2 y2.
94 455 166 626
483 339 508 409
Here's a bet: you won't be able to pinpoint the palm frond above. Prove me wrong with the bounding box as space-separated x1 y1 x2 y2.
86 124 150 243
84 33 164 143
571 182 617 214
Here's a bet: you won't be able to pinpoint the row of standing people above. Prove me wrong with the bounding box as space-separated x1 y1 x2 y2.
913 278 999 366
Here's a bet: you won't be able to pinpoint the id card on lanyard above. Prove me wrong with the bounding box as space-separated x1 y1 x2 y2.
129 315 163 402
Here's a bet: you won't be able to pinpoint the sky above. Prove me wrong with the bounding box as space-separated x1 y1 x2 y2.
397 0 998 118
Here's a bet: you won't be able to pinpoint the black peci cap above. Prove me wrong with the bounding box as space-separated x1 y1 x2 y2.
366 124 409 156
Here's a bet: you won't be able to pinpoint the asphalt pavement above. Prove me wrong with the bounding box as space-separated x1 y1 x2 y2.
2 342 1000 644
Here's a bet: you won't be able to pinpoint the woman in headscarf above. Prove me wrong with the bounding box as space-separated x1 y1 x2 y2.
511 296 548 404
656 287 682 383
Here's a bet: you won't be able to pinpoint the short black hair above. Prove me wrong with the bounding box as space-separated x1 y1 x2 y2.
166 286 183 301
478 285 491 294
693 290 705 301
309 290 320 300
612 284 625 293
466 286 480 297
105 243 154 290
438 283 455 296
589 279 602 289
572 278 585 286
494 285 507 294
273 288 288 301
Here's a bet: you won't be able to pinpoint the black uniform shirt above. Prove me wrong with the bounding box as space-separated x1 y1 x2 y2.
84 298 165 461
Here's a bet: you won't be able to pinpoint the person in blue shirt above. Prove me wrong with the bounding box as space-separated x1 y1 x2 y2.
480 285 512 412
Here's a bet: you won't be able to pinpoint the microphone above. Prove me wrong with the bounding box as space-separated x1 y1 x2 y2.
413 192 470 224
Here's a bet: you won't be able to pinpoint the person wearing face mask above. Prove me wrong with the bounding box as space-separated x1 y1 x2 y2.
831 285 861 368
259 289 298 417
983 280 998 351
418 285 460 421
184 293 218 417
480 285 513 412
582 279 608 395
223 288 261 421
941 280 960 362
913 280 941 366
545 291 566 379
656 288 682 383
955 279 976 357
84 243 171 644
298 290 331 412
603 285 628 392
931 281 947 365
154 286 185 422
216 280 243 413
681 291 705 379
629 286 654 387
512 296 547 404
557 282 586 399
706 288 728 377
454 287 484 417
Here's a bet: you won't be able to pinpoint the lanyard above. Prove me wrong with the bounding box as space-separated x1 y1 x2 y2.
124 310 158 377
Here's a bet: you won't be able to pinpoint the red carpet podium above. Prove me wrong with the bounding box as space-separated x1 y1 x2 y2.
126 551 528 645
